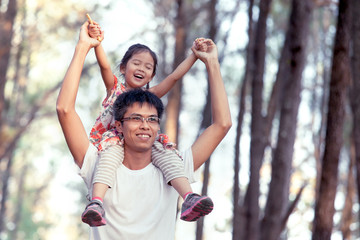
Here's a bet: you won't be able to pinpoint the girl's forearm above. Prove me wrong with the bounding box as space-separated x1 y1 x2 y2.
151 52 197 98
171 52 197 79
94 44 114 91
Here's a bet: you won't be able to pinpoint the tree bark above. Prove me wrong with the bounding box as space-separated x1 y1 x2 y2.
260 0 313 239
0 149 15 232
232 0 254 239
312 0 351 239
164 0 187 145
9 164 28 240
349 0 360 225
0 0 17 128
312 8 333 203
340 150 355 240
195 0 218 239
243 0 272 239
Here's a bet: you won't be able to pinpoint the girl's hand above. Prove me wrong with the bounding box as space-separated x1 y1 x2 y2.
79 22 101 48
194 38 207 51
191 38 218 64
88 21 104 42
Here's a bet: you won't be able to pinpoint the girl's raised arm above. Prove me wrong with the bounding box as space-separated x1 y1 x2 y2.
149 51 197 98
87 16 114 96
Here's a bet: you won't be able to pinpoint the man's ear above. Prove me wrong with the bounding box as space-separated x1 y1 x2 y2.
115 121 122 133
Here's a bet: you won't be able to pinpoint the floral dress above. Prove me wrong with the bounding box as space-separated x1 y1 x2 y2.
89 75 126 152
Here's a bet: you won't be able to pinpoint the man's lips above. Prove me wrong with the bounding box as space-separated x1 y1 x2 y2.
136 133 151 139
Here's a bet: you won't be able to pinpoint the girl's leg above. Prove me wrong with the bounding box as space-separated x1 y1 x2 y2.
152 141 213 222
82 144 124 227
92 182 109 200
170 177 192 199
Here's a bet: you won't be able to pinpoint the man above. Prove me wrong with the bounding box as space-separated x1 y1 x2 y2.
56 21 231 240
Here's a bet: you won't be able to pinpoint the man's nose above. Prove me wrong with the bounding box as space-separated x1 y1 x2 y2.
139 119 150 129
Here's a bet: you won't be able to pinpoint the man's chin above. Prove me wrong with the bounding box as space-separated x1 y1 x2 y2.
134 142 155 152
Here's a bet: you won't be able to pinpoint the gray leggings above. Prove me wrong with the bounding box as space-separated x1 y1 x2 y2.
93 141 187 187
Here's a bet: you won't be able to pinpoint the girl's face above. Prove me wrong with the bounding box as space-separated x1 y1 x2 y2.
120 51 155 90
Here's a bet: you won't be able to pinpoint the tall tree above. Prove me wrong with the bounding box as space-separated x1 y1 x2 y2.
260 0 313 239
340 152 355 239
0 0 17 127
312 0 351 238
195 0 218 238
164 0 188 144
243 0 273 239
232 0 254 239
349 0 360 223
311 4 334 202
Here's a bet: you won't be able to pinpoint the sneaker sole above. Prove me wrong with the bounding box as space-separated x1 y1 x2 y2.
180 197 214 222
82 209 107 227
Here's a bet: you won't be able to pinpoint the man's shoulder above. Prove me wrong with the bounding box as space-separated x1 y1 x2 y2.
179 147 192 161
80 143 98 171
86 143 98 156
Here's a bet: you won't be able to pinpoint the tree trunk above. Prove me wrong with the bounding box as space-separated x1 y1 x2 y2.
312 8 333 203
195 0 218 239
243 0 272 239
260 1 313 239
164 0 187 145
349 0 360 225
0 0 17 127
195 82 212 240
340 150 355 240
196 157 211 240
232 0 254 239
0 149 15 233
9 164 28 240
312 0 351 239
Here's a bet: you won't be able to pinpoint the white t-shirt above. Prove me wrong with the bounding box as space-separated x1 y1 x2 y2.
79 143 197 240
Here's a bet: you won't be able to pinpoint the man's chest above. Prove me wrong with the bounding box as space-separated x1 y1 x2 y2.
103 166 177 213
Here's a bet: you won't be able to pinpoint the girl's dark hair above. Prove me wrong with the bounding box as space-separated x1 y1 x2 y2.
120 43 158 77
113 88 164 122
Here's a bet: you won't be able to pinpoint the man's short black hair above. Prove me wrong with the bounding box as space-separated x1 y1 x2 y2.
113 88 164 122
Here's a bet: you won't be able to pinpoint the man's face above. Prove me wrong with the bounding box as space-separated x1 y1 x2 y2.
117 102 160 153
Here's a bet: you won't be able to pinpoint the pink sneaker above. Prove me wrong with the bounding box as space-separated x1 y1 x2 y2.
81 201 107 227
180 193 213 221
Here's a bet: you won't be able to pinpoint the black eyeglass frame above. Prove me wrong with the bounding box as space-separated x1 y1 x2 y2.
121 116 160 124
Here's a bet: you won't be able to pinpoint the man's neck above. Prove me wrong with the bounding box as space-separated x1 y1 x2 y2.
122 149 152 170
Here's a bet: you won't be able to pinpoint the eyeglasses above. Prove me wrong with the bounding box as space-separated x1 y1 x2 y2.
121 115 160 124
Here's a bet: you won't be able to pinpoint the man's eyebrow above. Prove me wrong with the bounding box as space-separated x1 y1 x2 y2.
129 113 158 117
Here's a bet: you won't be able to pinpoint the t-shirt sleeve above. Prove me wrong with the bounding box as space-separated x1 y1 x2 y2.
181 148 200 184
78 143 99 191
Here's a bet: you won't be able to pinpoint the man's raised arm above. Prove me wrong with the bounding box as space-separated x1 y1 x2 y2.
56 22 100 168
190 39 232 170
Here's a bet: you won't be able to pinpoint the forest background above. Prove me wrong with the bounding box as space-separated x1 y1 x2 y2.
0 0 359 239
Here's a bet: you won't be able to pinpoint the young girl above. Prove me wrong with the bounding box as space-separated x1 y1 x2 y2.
81 17 214 227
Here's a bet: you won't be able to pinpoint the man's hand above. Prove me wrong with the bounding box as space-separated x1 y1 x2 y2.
86 13 103 42
191 38 218 64
88 21 104 41
79 22 101 48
